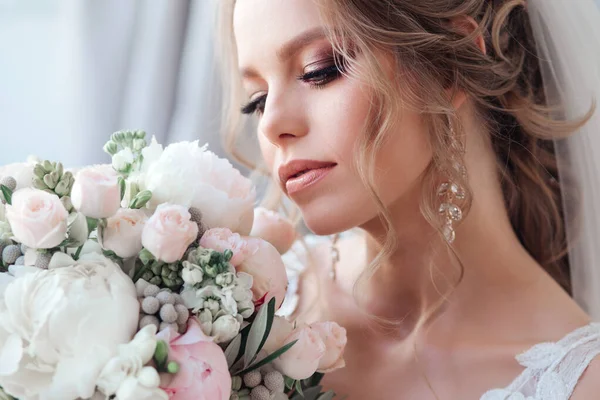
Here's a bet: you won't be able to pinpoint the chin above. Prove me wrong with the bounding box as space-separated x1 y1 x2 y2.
300 200 375 236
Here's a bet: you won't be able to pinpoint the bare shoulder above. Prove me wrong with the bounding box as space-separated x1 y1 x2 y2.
571 357 600 399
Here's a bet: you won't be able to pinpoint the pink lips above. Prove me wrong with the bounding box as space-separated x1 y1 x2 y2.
278 160 337 195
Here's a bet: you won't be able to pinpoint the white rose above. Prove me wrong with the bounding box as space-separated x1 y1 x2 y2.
0 254 139 400
141 204 198 263
250 208 296 254
143 140 256 235
97 325 159 397
0 162 35 190
273 325 326 380
72 165 121 219
5 188 68 249
211 315 241 343
100 208 147 258
310 322 347 373
112 148 135 172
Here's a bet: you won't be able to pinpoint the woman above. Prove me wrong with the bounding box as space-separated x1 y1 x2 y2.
219 0 600 398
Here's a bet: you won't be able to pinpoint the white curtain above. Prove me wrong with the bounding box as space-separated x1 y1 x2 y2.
1 0 226 168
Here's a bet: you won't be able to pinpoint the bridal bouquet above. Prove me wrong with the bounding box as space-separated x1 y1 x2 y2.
0 131 346 400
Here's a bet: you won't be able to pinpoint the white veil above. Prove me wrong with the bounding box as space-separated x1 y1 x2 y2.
527 0 600 319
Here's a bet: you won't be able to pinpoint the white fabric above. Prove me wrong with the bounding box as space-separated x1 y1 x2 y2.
481 323 600 400
527 0 600 320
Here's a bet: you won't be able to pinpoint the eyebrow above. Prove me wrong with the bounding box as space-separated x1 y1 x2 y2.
240 27 327 80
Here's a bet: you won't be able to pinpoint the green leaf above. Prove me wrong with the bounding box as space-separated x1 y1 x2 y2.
295 380 304 397
237 339 298 376
154 340 169 371
225 334 242 369
305 372 325 388
318 391 336 400
243 297 276 368
139 248 155 265
285 377 296 391
291 386 322 400
118 176 126 201
0 185 12 205
86 217 98 233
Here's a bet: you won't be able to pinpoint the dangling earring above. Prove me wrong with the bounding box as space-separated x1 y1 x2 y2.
329 233 340 280
437 181 465 243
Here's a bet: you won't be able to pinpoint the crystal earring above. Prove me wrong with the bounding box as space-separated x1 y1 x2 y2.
329 233 340 280
437 181 465 244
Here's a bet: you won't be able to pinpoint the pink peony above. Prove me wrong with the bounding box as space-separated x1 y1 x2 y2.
142 204 198 263
157 319 231 400
250 207 296 254
199 228 255 267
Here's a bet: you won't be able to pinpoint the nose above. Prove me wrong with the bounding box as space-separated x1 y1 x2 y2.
258 87 308 147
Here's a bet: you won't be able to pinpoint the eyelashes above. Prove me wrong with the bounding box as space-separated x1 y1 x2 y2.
241 60 345 116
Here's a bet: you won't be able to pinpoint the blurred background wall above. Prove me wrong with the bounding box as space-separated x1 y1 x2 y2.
0 0 236 168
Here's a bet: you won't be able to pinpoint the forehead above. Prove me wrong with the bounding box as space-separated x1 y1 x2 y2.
233 0 323 67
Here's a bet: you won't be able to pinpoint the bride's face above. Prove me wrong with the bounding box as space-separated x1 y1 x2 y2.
234 0 432 235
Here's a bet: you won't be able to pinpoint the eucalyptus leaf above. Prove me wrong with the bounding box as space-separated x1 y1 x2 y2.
225 334 242 369
291 386 322 400
237 339 298 376
295 380 304 397
0 185 12 205
318 391 335 400
243 297 276 367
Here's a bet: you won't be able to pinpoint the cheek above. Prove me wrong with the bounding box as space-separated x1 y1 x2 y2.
258 133 277 171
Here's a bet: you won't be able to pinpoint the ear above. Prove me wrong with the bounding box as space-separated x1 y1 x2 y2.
447 16 487 110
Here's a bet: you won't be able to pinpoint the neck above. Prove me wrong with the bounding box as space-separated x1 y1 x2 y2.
350 129 544 337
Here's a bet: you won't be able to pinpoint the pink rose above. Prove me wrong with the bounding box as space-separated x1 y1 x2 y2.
262 316 294 355
142 204 198 263
273 325 326 380
250 207 296 254
310 322 347 373
71 165 121 219
199 228 254 267
5 188 68 249
236 238 288 309
157 319 231 400
99 208 148 258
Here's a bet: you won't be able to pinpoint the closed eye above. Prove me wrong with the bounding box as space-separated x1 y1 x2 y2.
241 94 267 115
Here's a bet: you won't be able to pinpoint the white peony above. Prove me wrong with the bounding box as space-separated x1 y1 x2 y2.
97 325 166 400
0 253 139 400
142 140 256 235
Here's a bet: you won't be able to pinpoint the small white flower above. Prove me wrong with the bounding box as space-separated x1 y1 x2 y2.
181 262 204 285
97 325 159 397
112 148 135 172
211 315 241 343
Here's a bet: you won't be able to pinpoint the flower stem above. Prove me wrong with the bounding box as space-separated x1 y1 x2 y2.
132 261 152 283
73 245 84 260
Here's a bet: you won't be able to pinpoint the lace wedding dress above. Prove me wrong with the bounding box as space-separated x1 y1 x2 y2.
278 236 600 400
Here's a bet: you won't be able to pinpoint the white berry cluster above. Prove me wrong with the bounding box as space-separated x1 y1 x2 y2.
136 279 190 334
231 365 287 400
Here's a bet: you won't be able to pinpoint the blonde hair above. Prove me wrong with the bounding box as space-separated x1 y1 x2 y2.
217 0 593 316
